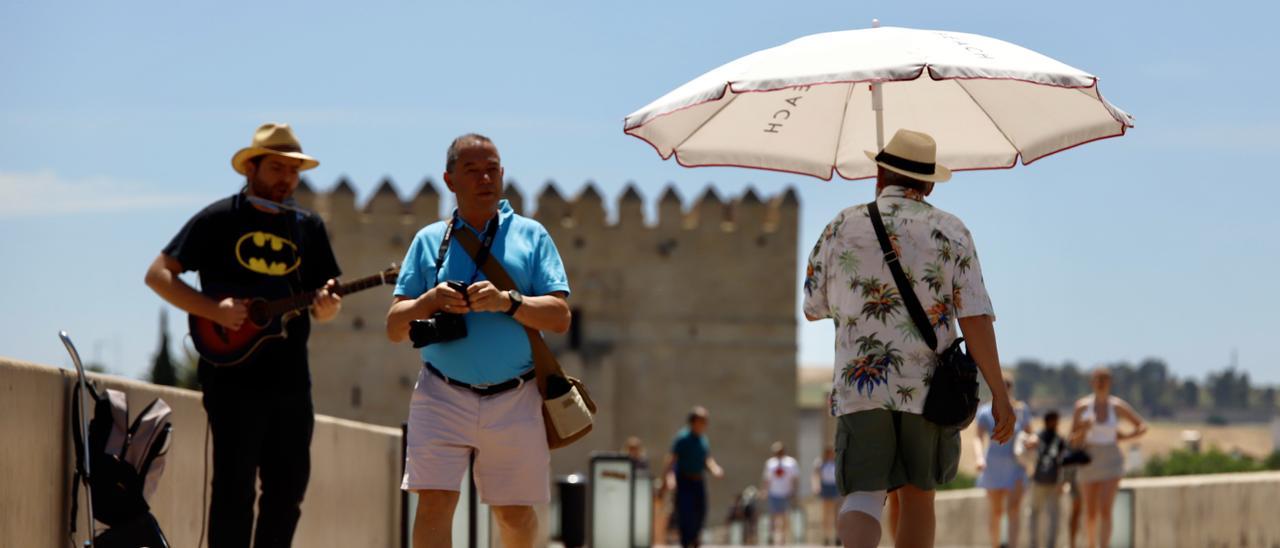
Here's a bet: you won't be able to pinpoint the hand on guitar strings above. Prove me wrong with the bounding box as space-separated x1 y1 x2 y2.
215 297 249 330
311 279 343 322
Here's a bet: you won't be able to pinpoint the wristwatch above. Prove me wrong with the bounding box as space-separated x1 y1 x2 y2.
504 290 524 316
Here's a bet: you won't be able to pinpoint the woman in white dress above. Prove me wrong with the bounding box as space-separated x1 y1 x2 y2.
1071 368 1147 548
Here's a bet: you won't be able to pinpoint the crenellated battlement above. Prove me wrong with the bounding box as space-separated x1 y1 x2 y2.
296 177 798 233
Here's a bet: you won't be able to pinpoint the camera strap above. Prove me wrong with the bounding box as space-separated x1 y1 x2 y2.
433 211 500 284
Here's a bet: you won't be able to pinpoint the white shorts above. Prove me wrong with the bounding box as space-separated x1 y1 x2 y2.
401 366 551 506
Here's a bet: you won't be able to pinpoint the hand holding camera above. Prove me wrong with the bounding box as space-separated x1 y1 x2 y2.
429 280 470 314
465 281 510 313
410 280 471 348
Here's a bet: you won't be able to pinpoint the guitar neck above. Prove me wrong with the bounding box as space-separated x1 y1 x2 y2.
264 271 393 318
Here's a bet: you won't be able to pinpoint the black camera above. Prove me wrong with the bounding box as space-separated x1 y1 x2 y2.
409 281 470 348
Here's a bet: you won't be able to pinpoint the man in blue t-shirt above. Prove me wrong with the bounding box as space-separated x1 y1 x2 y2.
386 134 571 548
664 406 725 548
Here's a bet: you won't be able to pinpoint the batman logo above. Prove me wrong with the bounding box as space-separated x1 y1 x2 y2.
235 231 300 276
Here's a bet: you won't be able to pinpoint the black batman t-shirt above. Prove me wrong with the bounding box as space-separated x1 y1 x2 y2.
163 193 341 395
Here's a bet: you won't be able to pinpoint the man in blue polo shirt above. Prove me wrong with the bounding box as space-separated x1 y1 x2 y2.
386 133 571 548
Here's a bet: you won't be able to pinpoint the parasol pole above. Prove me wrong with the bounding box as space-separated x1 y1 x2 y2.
870 18 885 150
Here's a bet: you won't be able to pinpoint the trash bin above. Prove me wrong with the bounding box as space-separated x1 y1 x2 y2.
558 474 588 548
590 453 642 548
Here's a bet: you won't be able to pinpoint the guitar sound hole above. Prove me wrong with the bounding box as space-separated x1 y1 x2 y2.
249 300 272 328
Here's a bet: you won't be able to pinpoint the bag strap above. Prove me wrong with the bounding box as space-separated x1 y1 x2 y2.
433 213 500 283
867 201 938 351
453 227 564 397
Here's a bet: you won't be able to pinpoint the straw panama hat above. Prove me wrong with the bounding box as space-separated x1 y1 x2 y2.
864 129 952 183
230 123 320 175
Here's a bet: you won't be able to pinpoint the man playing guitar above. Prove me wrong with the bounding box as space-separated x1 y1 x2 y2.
144 122 342 547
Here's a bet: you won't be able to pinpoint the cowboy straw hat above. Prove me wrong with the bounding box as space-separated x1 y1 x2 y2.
864 129 952 183
230 123 320 175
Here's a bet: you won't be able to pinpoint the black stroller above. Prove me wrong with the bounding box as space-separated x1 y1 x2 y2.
63 331 172 548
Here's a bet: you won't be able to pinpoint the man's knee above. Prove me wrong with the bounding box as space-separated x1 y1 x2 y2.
492 505 537 530
839 490 888 523
897 484 935 508
416 490 460 520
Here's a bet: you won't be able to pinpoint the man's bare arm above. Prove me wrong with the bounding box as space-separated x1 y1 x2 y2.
959 314 1014 443
509 292 570 333
466 282 571 334
706 456 724 479
387 295 437 343
144 254 245 329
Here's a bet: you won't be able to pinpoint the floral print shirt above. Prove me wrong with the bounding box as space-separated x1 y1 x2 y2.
804 186 994 417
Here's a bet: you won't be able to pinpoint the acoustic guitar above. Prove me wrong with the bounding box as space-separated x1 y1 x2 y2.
190 265 399 366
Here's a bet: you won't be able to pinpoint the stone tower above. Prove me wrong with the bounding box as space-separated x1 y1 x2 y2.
301 177 799 514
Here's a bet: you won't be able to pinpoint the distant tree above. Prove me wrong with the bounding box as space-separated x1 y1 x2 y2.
1014 360 1041 402
989 359 1275 417
1209 368 1251 409
1238 370 1252 408
1108 362 1140 404
1060 362 1087 401
149 310 179 387
1137 358 1171 416
1180 379 1201 409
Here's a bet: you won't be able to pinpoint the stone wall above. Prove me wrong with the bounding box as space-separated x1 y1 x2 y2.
925 471 1280 548
0 358 402 547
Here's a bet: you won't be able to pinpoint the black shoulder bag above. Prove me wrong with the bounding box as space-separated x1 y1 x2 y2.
868 201 980 431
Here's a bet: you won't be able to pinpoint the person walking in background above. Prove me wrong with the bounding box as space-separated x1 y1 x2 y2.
624 436 650 470
623 435 664 544
1072 368 1147 548
804 129 1015 548
1028 411 1069 548
812 445 840 546
761 441 799 545
724 485 761 545
974 375 1034 548
664 406 725 548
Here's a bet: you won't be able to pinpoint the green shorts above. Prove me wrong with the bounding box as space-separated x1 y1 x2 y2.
834 409 961 494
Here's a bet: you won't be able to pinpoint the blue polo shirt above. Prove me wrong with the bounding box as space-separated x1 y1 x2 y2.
395 200 570 385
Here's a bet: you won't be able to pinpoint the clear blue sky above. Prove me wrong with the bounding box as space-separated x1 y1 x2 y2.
2 1 1277 384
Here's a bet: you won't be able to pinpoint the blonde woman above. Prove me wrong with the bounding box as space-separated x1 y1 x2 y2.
1071 369 1147 548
